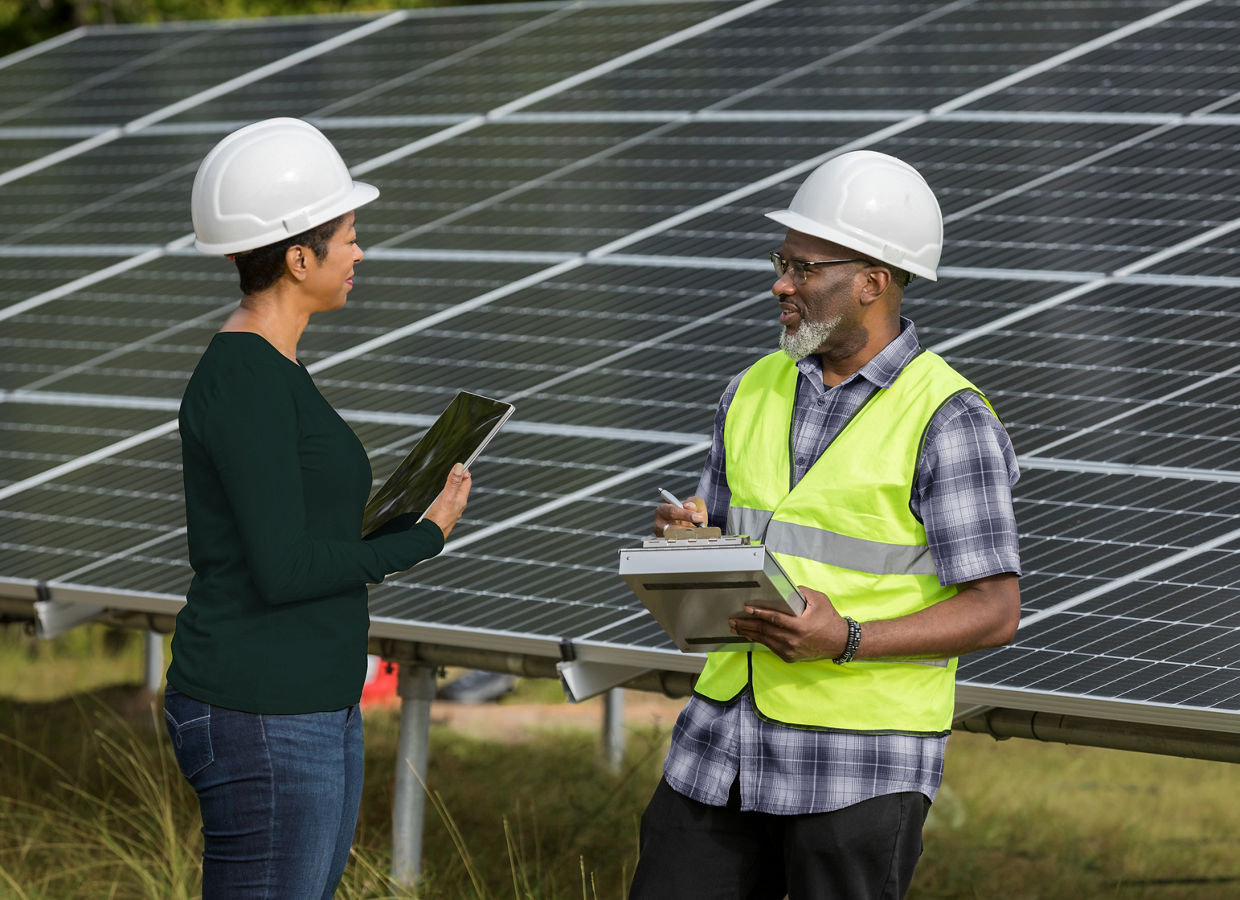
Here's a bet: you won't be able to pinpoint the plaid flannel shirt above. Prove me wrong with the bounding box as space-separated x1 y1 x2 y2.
663 319 1021 814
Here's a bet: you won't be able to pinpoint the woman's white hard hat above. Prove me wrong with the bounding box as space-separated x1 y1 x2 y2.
766 150 943 281
191 117 379 256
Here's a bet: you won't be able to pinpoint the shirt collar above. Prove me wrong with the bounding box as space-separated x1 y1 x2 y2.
794 316 921 390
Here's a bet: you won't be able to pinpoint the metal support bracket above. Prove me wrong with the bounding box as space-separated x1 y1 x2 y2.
557 658 654 703
34 592 105 639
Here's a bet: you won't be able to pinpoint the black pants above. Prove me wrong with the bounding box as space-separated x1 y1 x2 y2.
628 779 929 900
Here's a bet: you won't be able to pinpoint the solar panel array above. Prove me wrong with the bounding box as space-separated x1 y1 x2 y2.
3 0 1240 736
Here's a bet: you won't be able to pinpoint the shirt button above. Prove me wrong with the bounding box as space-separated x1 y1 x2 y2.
796 456 805 465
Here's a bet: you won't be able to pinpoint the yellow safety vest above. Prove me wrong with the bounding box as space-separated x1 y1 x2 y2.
695 348 993 735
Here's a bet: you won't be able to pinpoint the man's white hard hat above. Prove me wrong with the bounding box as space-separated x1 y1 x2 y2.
766 150 943 281
191 117 379 256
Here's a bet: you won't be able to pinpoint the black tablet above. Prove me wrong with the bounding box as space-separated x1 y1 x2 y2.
362 391 514 536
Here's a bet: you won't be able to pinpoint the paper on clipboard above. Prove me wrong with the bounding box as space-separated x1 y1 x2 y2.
362 391 514 536
618 536 807 653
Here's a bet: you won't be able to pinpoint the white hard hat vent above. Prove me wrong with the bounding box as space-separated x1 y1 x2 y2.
282 210 313 234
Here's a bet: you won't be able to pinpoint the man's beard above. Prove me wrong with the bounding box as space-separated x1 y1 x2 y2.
779 315 842 361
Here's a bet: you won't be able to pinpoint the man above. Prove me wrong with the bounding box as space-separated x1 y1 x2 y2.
629 150 1021 900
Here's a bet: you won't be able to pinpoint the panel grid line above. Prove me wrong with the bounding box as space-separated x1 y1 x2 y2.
4 0 1240 727
0 11 411 189
2 0 1233 502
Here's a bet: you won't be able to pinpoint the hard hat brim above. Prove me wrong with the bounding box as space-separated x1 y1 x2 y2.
195 180 380 256
764 208 939 282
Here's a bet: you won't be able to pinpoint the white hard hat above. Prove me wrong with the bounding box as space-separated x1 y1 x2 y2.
766 150 943 281
191 117 379 256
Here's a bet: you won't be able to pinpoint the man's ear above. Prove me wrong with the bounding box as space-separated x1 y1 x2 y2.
857 265 892 306
285 244 310 282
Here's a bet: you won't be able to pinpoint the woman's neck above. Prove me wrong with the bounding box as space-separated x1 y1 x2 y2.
219 293 309 363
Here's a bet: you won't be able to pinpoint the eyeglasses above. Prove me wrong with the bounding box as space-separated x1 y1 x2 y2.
769 250 870 284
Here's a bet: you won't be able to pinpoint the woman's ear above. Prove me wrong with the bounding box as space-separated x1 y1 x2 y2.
284 244 310 282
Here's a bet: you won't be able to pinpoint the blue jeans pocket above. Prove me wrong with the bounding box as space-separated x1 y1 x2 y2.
164 687 215 780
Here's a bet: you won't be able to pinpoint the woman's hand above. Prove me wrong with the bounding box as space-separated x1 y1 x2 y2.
423 463 472 539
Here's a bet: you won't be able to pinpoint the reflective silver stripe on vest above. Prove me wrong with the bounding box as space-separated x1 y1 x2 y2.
730 507 950 667
727 507 773 539
727 508 939 577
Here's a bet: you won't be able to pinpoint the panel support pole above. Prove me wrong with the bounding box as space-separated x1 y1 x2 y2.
391 664 436 886
603 688 625 772
143 630 163 693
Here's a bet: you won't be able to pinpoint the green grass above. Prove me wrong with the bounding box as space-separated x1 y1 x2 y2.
918 732 1240 899
0 1 488 56
2 623 1239 898
0 625 169 703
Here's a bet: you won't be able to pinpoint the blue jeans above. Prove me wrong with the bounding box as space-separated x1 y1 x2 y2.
163 686 364 899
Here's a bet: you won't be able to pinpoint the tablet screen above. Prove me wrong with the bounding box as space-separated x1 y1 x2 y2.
362 391 514 536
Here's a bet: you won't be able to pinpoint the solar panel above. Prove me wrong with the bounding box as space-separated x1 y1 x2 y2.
2 0 1240 747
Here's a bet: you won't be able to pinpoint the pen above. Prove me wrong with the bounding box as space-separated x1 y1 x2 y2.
658 488 704 527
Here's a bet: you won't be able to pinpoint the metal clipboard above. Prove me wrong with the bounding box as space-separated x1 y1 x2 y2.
618 535 807 653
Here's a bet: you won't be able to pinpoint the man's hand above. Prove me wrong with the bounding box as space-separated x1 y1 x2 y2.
652 495 707 536
728 586 848 663
730 573 1020 664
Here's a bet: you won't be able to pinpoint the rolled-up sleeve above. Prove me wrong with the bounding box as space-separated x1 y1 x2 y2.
915 392 1022 586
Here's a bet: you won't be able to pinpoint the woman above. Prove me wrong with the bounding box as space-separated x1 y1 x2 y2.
163 118 470 898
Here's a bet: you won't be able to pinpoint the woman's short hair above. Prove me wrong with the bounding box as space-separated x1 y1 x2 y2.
233 213 347 295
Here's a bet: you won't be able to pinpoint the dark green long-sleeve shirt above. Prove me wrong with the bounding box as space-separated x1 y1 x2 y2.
168 332 444 714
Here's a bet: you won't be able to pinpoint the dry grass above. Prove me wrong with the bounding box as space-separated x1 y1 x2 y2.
0 688 200 899
1 623 1239 898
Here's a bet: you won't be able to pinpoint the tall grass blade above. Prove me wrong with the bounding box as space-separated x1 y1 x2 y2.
409 759 489 899
504 816 521 899
0 863 31 900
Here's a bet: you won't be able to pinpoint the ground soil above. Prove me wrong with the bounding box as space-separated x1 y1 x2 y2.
41 681 686 743
426 689 684 741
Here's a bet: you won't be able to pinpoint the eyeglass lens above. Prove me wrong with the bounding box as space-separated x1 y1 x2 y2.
770 251 810 283
770 251 797 281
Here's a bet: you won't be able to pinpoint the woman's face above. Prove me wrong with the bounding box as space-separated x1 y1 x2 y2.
305 212 363 312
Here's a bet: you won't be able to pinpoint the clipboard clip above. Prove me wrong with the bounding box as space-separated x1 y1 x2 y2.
644 530 742 547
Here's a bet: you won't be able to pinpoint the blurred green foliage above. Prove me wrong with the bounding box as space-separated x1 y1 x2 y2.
0 0 515 56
